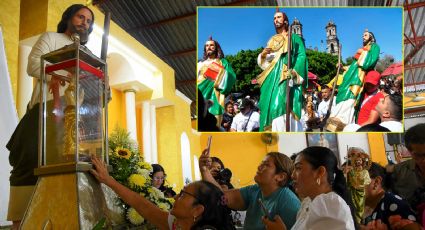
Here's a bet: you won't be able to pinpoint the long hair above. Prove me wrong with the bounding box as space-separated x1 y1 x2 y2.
57 4 95 34
150 164 166 190
266 152 293 187
202 39 224 61
299 146 358 228
191 181 235 230
275 11 289 32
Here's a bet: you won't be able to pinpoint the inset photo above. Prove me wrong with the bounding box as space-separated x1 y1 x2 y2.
197 7 403 133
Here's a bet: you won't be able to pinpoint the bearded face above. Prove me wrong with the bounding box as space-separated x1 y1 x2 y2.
362 32 372 46
67 20 89 44
274 12 286 30
204 40 217 59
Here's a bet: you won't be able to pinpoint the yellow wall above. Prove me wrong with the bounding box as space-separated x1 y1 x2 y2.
19 0 48 40
0 0 21 105
199 133 278 188
107 88 126 134
368 133 388 166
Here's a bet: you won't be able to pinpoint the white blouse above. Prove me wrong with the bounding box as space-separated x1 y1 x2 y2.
291 192 355 230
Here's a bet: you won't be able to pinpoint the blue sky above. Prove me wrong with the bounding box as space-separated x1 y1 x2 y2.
197 7 402 62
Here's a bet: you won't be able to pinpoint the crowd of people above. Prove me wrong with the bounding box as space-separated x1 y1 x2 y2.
200 69 402 132
88 123 425 229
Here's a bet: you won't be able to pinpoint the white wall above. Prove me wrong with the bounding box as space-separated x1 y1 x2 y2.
278 133 370 166
278 133 307 157
0 27 18 226
337 133 369 164
405 118 424 130
180 132 192 184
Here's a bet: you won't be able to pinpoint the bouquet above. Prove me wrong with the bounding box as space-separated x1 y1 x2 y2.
108 127 174 226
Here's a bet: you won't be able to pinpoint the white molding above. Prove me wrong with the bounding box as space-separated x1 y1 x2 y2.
176 89 192 104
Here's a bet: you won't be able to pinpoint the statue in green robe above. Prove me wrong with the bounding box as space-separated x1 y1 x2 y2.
347 147 371 224
256 10 308 132
198 37 236 119
328 30 380 131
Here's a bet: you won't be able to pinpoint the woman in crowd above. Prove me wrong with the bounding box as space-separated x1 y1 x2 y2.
151 164 176 198
362 162 420 230
221 101 235 131
91 156 234 230
263 146 357 230
200 150 301 229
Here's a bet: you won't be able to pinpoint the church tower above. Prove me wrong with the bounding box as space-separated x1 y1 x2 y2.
291 17 303 38
326 20 339 55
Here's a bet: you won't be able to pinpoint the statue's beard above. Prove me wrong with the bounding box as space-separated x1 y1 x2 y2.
206 50 216 59
68 23 89 45
363 38 372 46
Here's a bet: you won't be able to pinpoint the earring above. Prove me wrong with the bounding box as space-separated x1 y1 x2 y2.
316 178 321 186
193 216 196 223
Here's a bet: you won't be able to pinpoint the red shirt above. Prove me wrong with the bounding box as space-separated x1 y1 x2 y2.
357 91 385 125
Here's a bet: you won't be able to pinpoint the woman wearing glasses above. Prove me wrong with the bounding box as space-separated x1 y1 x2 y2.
150 164 176 198
199 150 301 229
90 156 235 229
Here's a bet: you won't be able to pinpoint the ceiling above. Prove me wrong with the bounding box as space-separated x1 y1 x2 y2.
94 0 424 116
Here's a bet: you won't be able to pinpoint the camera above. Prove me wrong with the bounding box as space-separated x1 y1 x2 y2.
214 168 232 185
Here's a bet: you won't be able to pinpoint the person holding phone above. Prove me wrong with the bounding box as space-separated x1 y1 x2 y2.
199 149 300 229
262 146 356 230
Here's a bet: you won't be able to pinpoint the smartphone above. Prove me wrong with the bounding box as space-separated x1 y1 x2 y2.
257 198 272 220
206 135 212 155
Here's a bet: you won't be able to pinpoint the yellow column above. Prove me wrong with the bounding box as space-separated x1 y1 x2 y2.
367 133 388 166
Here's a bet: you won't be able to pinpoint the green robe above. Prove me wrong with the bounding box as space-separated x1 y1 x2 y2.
336 43 380 104
198 58 236 115
348 169 371 223
257 34 308 131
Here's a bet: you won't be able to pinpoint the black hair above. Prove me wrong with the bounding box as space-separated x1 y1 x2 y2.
211 157 225 169
367 31 377 44
191 181 235 230
150 164 166 191
405 123 425 152
388 94 402 121
368 162 388 190
198 89 219 131
57 4 95 34
202 39 224 61
357 123 390 132
290 153 298 162
321 85 331 90
299 146 358 228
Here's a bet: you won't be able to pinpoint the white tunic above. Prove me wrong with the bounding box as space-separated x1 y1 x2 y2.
291 192 355 230
27 32 74 109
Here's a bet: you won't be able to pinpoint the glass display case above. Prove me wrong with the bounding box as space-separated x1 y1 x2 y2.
37 39 108 169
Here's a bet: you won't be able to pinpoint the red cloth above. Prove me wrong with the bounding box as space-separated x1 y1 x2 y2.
203 62 223 81
357 91 385 125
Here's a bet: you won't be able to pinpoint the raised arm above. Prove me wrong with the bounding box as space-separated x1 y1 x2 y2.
198 149 246 210
90 156 169 229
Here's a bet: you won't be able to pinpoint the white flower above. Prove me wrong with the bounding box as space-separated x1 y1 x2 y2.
137 168 151 178
150 187 165 200
127 207 144 225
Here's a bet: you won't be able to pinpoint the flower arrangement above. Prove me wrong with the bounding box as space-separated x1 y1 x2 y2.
108 127 174 226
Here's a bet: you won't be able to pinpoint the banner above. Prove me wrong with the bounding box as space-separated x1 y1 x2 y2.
0 26 18 226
